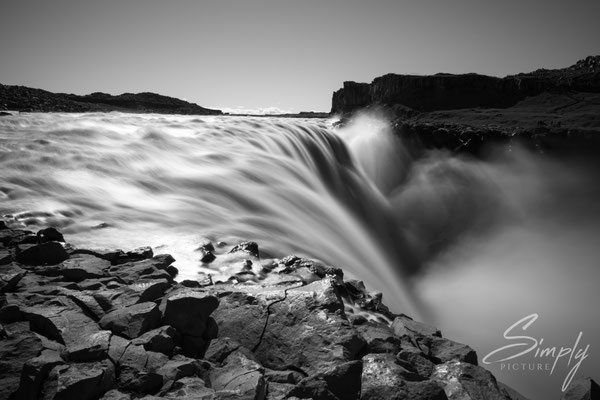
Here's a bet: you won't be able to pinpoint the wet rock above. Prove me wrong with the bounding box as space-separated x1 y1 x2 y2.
397 349 436 378
0 329 44 399
32 254 110 282
107 334 130 364
129 279 170 302
41 359 116 400
290 360 362 400
109 257 173 284
117 345 168 394
99 301 161 339
37 227 65 243
228 241 260 258
131 325 179 356
209 350 267 400
432 360 509 400
561 377 600 400
0 248 13 265
16 242 69 266
264 368 305 384
198 240 216 263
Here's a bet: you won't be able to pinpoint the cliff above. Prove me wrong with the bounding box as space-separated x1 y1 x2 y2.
0 84 222 115
331 55 600 114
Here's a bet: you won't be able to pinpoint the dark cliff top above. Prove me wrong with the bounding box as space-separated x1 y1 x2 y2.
0 84 222 115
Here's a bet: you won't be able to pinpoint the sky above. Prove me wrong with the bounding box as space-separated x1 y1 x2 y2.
0 0 599 112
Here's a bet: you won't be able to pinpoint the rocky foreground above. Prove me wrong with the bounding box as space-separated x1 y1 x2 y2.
0 224 597 400
332 56 600 156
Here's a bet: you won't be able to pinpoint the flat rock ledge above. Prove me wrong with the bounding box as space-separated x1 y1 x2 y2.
1 225 594 400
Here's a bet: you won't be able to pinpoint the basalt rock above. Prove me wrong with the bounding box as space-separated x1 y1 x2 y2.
0 225 540 399
561 377 600 400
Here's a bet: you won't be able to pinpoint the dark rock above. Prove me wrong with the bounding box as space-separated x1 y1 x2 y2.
0 329 44 399
362 353 447 400
107 334 130 364
131 325 179 356
397 349 436 378
99 301 161 339
37 227 65 243
432 360 509 400
160 288 219 357
155 355 206 393
354 320 402 354
212 279 365 376
198 240 216 263
228 241 260 258
561 377 600 400
31 254 110 282
204 336 241 364
264 368 305 384
129 279 170 302
0 248 13 265
65 330 111 362
41 359 116 400
392 315 442 338
209 350 267 400
286 376 339 400
180 279 201 288
109 257 174 284
15 349 64 399
421 336 478 365
16 242 69 266
22 302 100 348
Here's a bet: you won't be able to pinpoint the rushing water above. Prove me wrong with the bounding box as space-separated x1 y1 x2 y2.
1 112 599 399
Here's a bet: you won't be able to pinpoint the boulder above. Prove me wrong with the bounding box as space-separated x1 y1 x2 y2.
361 353 447 400
432 360 510 400
0 263 26 293
155 355 206 393
41 359 116 400
354 321 401 354
421 336 478 365
228 241 260 258
100 389 131 400
392 315 442 338
108 258 173 284
65 330 112 362
36 227 65 243
131 325 179 356
209 350 267 400
198 240 216 263
99 301 161 339
561 377 600 400
16 242 69 266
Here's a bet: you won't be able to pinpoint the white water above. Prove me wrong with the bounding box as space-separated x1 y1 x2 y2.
1 111 598 398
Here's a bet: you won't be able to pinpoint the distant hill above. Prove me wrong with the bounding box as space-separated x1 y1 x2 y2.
0 84 222 115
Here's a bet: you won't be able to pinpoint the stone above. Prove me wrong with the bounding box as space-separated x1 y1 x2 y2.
561 377 600 400
162 376 215 398
16 242 69 266
432 360 510 400
65 330 112 362
228 241 260 258
209 350 267 400
14 349 64 399
421 336 478 365
100 389 131 400
198 240 216 263
99 301 161 339
52 254 110 282
0 248 13 265
361 353 447 400
117 345 168 394
354 321 401 354
131 325 179 356
204 336 241 364
22 302 100 348
37 227 66 243
0 263 26 293
129 279 170 302
397 349 436 378
41 359 116 400
392 315 442 338
0 329 44 399
155 355 205 393
107 334 130 364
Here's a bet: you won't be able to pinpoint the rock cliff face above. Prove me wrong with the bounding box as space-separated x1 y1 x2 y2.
0 84 222 115
331 55 600 114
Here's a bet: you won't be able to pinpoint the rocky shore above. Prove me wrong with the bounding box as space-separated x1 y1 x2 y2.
332 56 600 156
1 224 597 399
